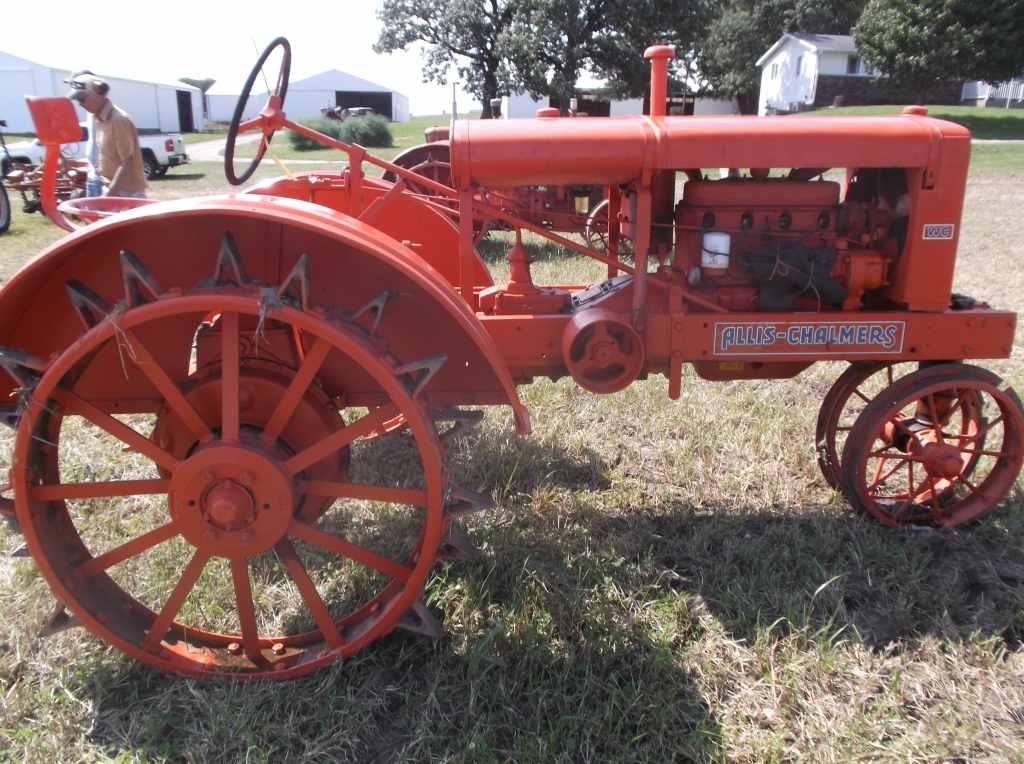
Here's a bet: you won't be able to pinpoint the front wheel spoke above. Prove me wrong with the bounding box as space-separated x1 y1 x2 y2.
51 389 179 473
925 395 945 442
284 405 398 476
957 415 1003 443
289 519 414 582
300 479 426 507
31 478 169 501
79 521 180 576
261 337 332 443
958 474 983 498
221 311 240 442
124 329 211 443
142 549 211 651
852 387 871 404
230 558 268 665
274 539 344 648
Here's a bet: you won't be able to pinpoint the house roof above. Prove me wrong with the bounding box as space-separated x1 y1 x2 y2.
756 33 857 67
207 69 404 97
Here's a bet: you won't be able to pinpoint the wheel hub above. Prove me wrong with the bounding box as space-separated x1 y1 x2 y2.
919 442 965 480
204 479 256 531
170 445 294 558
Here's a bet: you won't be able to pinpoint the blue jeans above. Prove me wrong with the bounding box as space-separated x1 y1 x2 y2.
113 190 147 199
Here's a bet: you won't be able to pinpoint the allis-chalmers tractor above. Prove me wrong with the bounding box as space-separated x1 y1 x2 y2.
3 38 1021 679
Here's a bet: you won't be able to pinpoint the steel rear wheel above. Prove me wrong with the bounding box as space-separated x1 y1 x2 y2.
840 363 1024 528
13 286 447 678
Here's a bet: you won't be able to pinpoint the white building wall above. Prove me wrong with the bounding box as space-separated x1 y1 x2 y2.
609 98 643 116
0 70 37 132
757 39 818 115
207 92 264 123
155 86 178 132
392 92 410 122
817 51 849 76
694 98 739 115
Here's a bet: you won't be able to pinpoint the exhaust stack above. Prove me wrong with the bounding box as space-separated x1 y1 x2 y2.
644 45 676 118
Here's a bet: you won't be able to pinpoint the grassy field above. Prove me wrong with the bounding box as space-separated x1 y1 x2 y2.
804 104 1024 140
1 145 1023 761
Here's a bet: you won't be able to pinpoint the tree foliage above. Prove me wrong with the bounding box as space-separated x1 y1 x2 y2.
855 0 1024 94
699 0 867 113
375 0 518 117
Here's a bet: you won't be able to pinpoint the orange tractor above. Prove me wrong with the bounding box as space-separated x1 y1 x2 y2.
3 38 1021 679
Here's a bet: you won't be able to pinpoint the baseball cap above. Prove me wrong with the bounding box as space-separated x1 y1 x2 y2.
65 70 109 100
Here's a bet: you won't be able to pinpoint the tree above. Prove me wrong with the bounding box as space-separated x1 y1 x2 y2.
855 0 1024 97
375 0 520 117
698 0 868 113
588 0 712 101
500 0 614 111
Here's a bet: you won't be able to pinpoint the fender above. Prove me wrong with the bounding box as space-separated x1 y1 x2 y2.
245 171 492 291
0 195 529 433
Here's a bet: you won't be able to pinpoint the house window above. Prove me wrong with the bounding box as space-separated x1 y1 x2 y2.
796 55 804 76
771 63 779 80
847 55 861 74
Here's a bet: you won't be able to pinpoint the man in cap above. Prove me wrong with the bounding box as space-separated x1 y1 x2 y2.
65 71 147 198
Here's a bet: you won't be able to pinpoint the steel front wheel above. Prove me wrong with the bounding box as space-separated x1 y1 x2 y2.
13 284 448 678
840 364 1024 527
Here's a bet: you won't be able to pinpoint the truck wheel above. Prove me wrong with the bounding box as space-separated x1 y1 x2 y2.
0 183 10 234
142 152 162 180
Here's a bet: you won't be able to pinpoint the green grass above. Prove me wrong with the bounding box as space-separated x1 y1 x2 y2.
804 104 1024 139
182 128 228 144
1 145 1024 761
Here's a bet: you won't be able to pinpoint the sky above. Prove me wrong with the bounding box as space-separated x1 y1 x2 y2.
2 0 471 116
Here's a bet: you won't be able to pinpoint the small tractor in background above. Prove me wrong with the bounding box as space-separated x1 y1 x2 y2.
2 37 1020 680
387 116 611 249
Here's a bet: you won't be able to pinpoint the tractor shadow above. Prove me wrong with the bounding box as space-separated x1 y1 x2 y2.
62 431 1024 761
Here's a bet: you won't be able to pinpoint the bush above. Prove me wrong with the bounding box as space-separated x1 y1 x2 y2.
286 118 343 151
285 115 393 152
337 115 393 148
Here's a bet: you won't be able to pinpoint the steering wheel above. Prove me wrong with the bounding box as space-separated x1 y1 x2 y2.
225 36 291 186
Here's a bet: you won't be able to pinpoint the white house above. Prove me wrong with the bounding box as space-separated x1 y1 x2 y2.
0 50 204 133
756 33 878 115
207 70 410 123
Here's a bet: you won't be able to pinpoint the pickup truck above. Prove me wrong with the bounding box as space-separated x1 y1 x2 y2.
0 124 189 180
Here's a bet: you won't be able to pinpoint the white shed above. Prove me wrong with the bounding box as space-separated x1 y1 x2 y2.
207 69 410 123
0 50 204 134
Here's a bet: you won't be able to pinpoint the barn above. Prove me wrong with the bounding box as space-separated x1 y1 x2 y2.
207 70 410 123
0 50 204 134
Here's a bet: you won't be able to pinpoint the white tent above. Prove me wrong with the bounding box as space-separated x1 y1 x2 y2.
0 50 204 134
208 69 410 123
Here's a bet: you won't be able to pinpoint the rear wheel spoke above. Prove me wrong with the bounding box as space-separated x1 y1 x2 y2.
231 558 268 665
221 311 240 442
300 479 426 507
79 521 180 576
124 329 212 443
142 549 210 651
31 478 169 501
285 405 397 476
289 519 414 582
275 539 344 648
51 389 179 472
261 337 331 443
